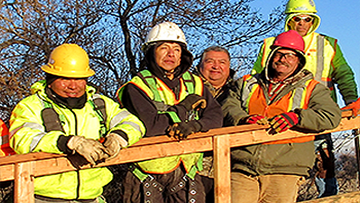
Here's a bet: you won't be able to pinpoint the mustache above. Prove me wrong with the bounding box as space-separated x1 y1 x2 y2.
274 61 290 67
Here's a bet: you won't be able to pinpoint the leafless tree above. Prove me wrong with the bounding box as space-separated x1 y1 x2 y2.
1 0 285 122
0 0 106 121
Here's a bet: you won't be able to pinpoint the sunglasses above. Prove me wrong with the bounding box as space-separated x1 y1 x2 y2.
292 16 313 23
273 52 298 61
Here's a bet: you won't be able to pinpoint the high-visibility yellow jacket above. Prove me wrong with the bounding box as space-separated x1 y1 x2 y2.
9 80 145 200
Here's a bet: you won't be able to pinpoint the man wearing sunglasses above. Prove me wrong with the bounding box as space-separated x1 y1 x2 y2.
252 0 359 198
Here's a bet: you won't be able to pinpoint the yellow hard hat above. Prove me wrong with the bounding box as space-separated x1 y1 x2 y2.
142 22 187 52
41 44 95 78
285 0 317 14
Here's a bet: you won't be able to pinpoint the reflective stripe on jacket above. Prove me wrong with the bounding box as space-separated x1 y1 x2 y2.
241 74 319 144
9 80 145 199
223 71 341 176
118 70 204 174
252 33 358 104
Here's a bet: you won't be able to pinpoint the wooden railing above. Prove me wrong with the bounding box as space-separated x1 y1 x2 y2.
0 111 359 203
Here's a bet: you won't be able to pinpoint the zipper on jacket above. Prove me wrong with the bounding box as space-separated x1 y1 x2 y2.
69 108 81 200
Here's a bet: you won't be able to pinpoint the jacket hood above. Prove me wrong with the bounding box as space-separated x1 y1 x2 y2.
142 41 193 81
285 13 320 37
264 46 306 81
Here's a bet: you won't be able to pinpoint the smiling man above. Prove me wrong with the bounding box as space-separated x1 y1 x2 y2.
197 46 235 105
222 30 341 203
117 22 222 203
9 43 145 202
195 46 236 203
252 0 359 197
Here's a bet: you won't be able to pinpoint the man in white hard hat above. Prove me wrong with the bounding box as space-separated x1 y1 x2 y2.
117 22 223 203
9 43 145 202
252 0 359 197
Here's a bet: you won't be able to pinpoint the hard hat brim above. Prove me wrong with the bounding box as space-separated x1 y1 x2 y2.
41 64 95 78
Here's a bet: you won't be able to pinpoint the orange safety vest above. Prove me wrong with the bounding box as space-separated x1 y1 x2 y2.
242 74 319 144
0 119 15 156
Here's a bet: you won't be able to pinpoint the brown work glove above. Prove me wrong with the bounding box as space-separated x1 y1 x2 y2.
103 132 128 160
178 94 207 111
166 120 202 140
341 97 360 118
66 136 109 166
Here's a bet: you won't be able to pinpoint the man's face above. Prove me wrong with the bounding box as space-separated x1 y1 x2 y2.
288 14 314 37
49 77 87 98
200 50 230 88
155 42 182 72
271 49 300 80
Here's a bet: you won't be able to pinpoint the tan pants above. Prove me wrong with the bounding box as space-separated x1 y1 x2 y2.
231 172 301 203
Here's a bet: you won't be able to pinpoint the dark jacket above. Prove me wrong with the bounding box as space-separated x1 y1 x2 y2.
120 43 223 137
198 69 236 106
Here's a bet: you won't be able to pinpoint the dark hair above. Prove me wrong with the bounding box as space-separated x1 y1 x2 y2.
197 46 230 69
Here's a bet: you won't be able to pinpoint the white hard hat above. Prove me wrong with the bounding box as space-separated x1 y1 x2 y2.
142 22 187 52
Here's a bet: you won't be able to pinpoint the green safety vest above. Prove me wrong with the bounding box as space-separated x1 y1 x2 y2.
117 70 204 178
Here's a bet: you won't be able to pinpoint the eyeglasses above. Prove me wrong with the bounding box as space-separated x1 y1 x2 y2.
292 16 313 23
273 52 298 61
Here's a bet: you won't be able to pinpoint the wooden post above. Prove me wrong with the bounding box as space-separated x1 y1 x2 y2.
213 135 231 203
14 162 34 203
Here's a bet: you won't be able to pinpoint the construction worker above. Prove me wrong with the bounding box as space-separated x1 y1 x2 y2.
222 30 341 203
9 43 145 202
252 0 359 197
195 46 236 203
117 22 223 203
0 119 15 156
196 45 236 105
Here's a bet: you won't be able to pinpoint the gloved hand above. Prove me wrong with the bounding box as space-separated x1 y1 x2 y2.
239 114 268 125
67 136 108 166
103 133 128 160
166 120 202 140
268 112 299 134
178 94 207 111
341 97 360 118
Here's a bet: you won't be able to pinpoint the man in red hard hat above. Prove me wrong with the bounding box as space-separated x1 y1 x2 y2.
222 30 341 203
252 0 360 197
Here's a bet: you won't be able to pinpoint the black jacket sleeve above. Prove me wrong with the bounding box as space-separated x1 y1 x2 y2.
121 83 223 137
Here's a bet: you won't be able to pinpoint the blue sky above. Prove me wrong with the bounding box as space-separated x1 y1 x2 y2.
251 0 360 106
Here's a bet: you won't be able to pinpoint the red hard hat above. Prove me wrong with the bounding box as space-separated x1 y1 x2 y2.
271 30 305 53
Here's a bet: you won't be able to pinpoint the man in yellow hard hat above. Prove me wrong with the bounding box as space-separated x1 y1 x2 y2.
252 0 359 197
9 43 145 202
